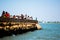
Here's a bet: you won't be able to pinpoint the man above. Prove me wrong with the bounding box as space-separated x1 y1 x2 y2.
5 12 10 18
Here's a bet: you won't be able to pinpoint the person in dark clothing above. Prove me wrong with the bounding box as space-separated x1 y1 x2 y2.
21 14 24 19
1 11 6 17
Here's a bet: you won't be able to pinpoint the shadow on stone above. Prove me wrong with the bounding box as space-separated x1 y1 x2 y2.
0 27 38 38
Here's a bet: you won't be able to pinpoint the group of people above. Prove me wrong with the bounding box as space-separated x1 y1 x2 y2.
1 11 33 20
13 14 33 20
1 11 10 18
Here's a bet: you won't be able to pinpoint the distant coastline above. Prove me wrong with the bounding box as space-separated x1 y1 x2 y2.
39 21 60 24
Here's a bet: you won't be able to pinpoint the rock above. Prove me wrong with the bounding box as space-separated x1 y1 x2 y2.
36 24 41 30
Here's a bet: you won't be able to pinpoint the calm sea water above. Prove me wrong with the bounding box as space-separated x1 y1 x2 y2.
0 23 60 40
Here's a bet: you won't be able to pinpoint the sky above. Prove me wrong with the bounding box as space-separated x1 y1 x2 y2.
0 0 60 21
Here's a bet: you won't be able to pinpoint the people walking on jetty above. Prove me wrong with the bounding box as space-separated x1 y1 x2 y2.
1 11 33 20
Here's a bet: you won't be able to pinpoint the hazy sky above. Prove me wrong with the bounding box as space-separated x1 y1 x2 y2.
0 0 60 21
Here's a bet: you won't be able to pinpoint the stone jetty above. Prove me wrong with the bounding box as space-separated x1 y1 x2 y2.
0 17 41 37
0 11 41 38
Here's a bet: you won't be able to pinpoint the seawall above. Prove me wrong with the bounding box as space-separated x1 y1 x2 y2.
0 17 41 37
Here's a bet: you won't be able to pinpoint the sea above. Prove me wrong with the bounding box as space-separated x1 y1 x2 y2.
0 23 60 40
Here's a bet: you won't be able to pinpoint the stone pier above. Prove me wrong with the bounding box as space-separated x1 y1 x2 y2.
0 17 41 37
